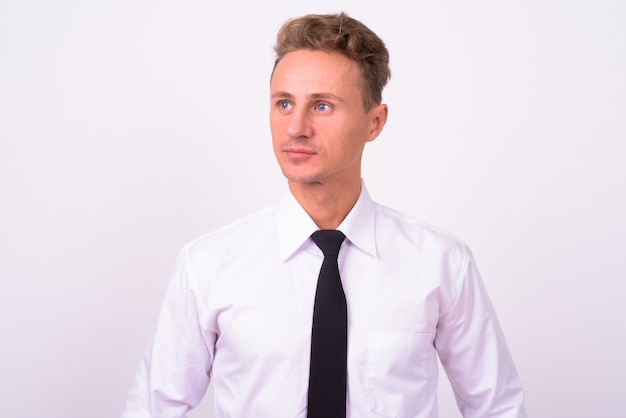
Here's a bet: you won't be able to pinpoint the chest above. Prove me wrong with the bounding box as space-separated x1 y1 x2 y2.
206 249 446 355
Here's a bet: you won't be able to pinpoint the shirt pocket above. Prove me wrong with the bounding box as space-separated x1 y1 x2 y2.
366 331 434 418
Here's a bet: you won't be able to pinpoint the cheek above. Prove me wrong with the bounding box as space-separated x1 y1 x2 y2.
269 114 278 134
269 116 283 144
335 124 369 152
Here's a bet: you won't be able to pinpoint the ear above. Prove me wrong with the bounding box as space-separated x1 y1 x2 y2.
365 104 388 143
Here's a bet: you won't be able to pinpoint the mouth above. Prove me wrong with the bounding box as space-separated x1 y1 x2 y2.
283 148 316 158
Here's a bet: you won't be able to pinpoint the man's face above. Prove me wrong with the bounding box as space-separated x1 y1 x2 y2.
270 49 386 187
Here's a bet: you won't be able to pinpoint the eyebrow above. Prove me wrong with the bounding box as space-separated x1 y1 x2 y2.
271 91 344 102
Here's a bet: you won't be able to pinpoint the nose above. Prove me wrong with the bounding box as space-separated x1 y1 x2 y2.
287 108 313 139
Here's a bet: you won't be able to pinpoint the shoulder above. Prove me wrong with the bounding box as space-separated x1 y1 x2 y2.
376 203 467 247
374 203 471 266
181 206 276 262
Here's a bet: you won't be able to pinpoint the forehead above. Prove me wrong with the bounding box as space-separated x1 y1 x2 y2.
271 49 362 94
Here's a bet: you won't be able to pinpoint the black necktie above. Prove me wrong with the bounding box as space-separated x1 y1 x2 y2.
307 230 347 418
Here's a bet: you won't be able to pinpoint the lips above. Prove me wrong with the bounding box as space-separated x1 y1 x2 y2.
283 147 317 158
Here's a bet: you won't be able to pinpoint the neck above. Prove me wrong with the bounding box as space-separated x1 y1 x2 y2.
288 177 361 230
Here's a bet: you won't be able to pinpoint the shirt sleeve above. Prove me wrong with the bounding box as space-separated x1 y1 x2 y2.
121 247 215 418
435 246 527 418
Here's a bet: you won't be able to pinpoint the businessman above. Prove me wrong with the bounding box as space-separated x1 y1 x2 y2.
123 12 527 418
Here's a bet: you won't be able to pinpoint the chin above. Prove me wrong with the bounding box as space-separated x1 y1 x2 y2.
283 172 324 185
278 165 316 183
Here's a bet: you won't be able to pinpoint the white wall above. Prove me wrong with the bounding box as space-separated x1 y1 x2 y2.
1 1 624 417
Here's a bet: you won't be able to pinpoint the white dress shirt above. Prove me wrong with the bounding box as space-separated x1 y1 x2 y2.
122 182 527 418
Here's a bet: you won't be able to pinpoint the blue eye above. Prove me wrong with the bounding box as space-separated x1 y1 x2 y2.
316 103 331 112
279 101 291 110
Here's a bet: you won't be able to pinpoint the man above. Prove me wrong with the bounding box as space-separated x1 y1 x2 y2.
122 12 527 418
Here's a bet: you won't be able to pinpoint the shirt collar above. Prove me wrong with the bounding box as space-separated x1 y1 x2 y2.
337 181 377 258
274 180 378 262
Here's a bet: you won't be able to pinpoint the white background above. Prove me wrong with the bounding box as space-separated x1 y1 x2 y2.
1 1 624 417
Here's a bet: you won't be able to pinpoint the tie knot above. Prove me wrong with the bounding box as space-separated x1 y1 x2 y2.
311 230 346 257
